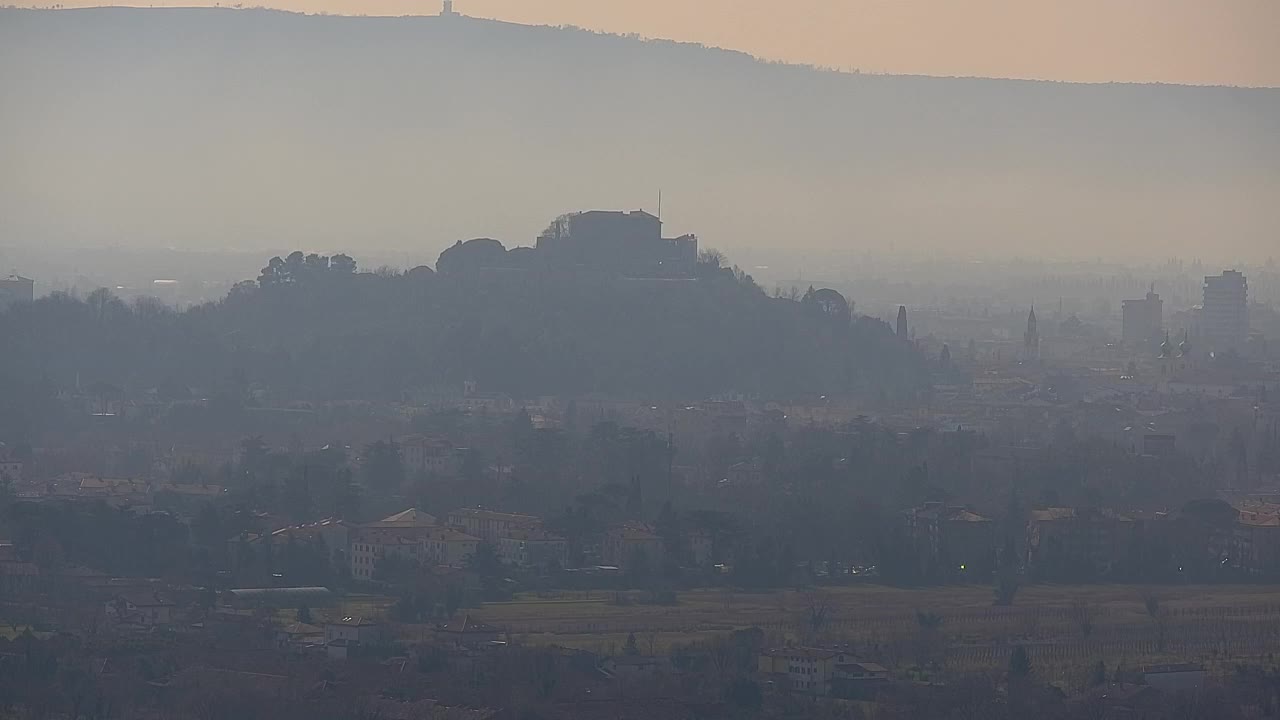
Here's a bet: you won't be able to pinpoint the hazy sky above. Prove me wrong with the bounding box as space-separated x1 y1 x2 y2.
24 0 1280 86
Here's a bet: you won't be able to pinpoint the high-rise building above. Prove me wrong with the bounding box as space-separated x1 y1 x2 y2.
0 275 34 311
1200 270 1248 355
1121 284 1162 350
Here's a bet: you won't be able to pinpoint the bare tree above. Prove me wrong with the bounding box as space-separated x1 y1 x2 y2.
1071 599 1095 640
1140 590 1169 652
914 610 945 668
643 627 661 656
802 589 834 638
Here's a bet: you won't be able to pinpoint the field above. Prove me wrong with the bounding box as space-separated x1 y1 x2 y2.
385 584 1280 680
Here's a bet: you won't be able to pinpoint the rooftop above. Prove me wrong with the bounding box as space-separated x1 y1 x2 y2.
441 614 500 635
328 616 378 627
374 508 438 527
1142 662 1205 674
448 507 540 523
1030 507 1133 522
761 647 840 660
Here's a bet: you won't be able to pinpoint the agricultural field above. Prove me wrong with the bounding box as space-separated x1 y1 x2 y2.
448 584 1280 680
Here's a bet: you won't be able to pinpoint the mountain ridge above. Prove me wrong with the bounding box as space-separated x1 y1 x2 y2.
2 7 1276 262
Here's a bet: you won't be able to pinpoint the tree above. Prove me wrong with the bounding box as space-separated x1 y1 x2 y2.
330 253 356 274
725 677 762 710
468 543 502 582
915 611 945 668
297 604 312 624
1071 599 1095 639
803 590 833 637
623 631 640 656
1089 659 1107 687
362 440 405 491
1141 590 1170 651
1009 645 1032 679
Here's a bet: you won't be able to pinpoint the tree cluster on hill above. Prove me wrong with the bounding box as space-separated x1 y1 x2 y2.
0 250 927 445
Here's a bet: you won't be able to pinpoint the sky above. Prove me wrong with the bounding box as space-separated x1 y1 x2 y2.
21 0 1280 87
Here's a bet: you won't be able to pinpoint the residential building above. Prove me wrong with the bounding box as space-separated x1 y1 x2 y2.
0 453 22 483
724 459 765 487
1026 507 1137 577
373 508 438 528
902 502 996 578
0 543 38 594
349 526 429 580
398 436 461 477
0 275 34 311
325 616 382 659
107 590 175 627
447 508 541 544
274 621 324 649
831 661 890 700
1225 505 1280 576
439 614 501 649
602 523 665 572
496 527 569 569
1122 285 1163 349
350 517 480 578
1200 270 1248 355
421 526 480 568
325 616 382 645
757 647 860 696
601 655 670 684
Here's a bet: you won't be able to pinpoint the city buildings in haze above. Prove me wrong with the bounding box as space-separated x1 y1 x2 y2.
1198 270 1249 355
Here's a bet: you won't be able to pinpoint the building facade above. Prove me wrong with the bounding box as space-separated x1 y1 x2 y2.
602 523 665 571
447 508 541 544
758 648 859 696
497 528 569 569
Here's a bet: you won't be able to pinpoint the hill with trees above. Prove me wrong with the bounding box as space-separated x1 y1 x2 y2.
0 250 926 442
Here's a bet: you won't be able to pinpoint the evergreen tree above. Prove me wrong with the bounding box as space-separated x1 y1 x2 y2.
1009 645 1032 679
1089 659 1107 687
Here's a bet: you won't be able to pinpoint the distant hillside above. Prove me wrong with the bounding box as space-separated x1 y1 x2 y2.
1 8 1277 262
0 256 927 435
